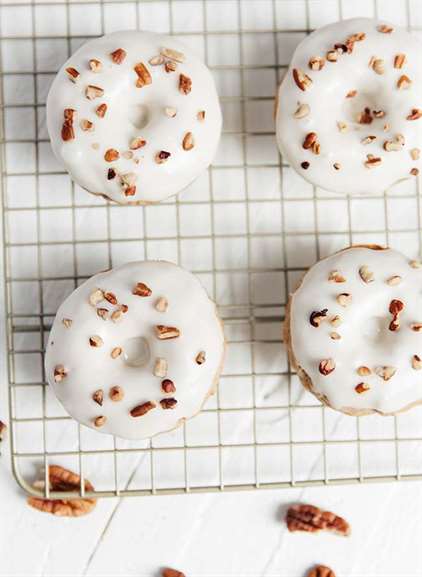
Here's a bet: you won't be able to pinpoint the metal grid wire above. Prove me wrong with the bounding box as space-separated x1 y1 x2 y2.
2 0 422 500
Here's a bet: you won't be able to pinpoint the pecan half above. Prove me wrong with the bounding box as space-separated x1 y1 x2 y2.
27 465 96 517
134 62 152 88
286 504 350 536
130 401 156 417
293 68 312 91
61 108 75 141
133 282 152 297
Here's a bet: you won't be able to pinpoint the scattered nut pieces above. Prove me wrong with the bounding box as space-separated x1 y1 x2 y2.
293 102 310 119
80 119 94 132
370 57 385 75
109 386 124 402
149 54 165 66
412 355 422 370
397 74 412 90
160 398 178 409
162 569 185 577
134 62 152 88
133 282 152 297
336 293 352 307
364 154 382 168
162 379 176 393
111 347 122 359
94 416 107 428
394 53 406 69
155 325 180 340
89 335 103 348
357 366 372 376
92 390 104 406
104 149 120 162
154 357 168 378
196 351 206 365
355 382 370 394
62 318 72 328
384 134 405 151
286 503 350 536
179 74 192 95
357 107 373 125
61 108 75 142
411 168 419 176
89 59 102 72
89 288 104 306
155 150 171 164
375 366 396 381
309 56 325 71
307 565 336 577
111 310 123 323
130 401 156 417
165 60 177 73
110 48 126 64
319 358 336 376
53 365 67 383
66 67 79 82
333 162 341 170
182 132 195 151
85 85 104 100
373 110 386 119
359 265 374 284
130 137 147 150
309 309 328 328
96 103 107 118
303 132 317 150
292 68 312 91
155 296 168 312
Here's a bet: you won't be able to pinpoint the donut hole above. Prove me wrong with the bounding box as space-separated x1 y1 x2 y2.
123 336 151 367
128 104 150 130
343 90 385 126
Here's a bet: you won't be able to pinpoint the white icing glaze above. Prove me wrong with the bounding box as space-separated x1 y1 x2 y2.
47 31 221 204
45 261 225 439
289 246 422 415
276 18 422 195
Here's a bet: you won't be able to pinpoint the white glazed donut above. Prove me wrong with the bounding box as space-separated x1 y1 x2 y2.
46 31 222 204
45 261 225 439
286 245 422 416
276 18 422 195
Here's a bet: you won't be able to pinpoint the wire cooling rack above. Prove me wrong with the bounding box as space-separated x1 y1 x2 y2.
3 0 422 500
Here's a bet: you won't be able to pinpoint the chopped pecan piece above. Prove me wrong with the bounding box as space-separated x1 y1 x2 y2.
97 307 108 320
394 53 406 68
326 50 338 62
358 107 373 124
154 357 168 377
197 110 206 121
387 275 401 286
309 308 328 328
412 355 422 370
85 85 104 100
378 24 394 33
94 415 106 428
303 132 317 150
54 364 67 383
89 335 103 347
89 59 102 72
80 119 94 132
155 296 168 312
309 56 325 71
357 366 371 376
364 155 382 168
156 325 180 340
133 282 152 297
179 73 192 95
161 47 185 63
165 106 177 118
411 323 422 332
104 149 119 162
330 315 341 327
182 132 194 151
130 401 156 417
411 168 419 176
293 103 310 119
66 67 79 82
155 150 171 164
134 62 152 88
407 109 422 121
162 379 176 393
111 347 122 359
397 74 412 90
355 382 370 394
89 288 104 306
319 358 335 376
165 60 177 73
109 386 124 402
410 260 422 269
301 161 310 170
389 299 404 331
359 265 374 283
61 108 75 141
107 168 116 180
375 366 396 380
110 48 126 64
96 103 107 118
162 569 185 577
370 57 385 75
286 504 350 536
328 270 346 283
160 398 177 409
293 68 312 91
346 89 357 98
410 148 420 160
92 389 104 406
130 137 147 150
62 318 72 328
336 293 352 307
196 351 206 365
0 420 6 442
27 465 96 517
149 54 164 66
307 565 336 577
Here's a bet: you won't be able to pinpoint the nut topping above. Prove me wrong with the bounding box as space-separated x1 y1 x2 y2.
89 288 104 306
319 358 335 376
66 67 79 82
155 150 171 164
333 162 341 170
309 56 325 71
53 365 67 383
410 148 420 160
97 307 108 320
412 355 422 370
154 358 168 378
85 85 104 100
111 347 122 359
359 265 374 283
411 323 422 332
182 132 194 151
61 108 75 142
394 53 406 69
197 110 206 121
326 50 338 62
103 291 117 305
196 351 206 365
328 270 346 283
357 366 372 376
161 47 185 63
162 379 176 393
132 282 152 297
179 74 192 95
375 366 396 380
361 135 376 145
330 315 342 327
62 318 72 328
104 149 120 162
387 275 402 286
110 48 126 64
336 293 352 307
337 121 348 133
80 119 94 132
330 332 341 340
373 110 386 119
307 566 336 577
107 168 116 180
303 132 317 150
89 335 103 348
410 260 422 269
407 109 422 121
109 386 124 402
165 107 177 118
389 298 404 331
111 310 123 323
129 137 147 150
378 24 394 33
96 103 107 118
357 107 373 124
370 57 385 75
293 102 310 119
309 308 328 328
346 90 357 98
149 55 164 66
160 398 177 410
130 401 156 418
94 416 107 428
155 325 180 340
364 154 382 168
165 60 177 73
384 134 405 151
286 503 350 536
355 382 370 394
92 390 104 406
292 68 313 92
411 168 419 176
155 296 168 312
301 161 310 170
89 59 102 72
134 62 152 88
397 74 412 90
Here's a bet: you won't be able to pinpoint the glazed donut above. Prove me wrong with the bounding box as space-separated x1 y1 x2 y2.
46 31 221 204
45 261 225 439
276 18 422 195
286 245 422 416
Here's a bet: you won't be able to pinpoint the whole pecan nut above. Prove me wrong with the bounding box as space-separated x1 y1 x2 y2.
286 503 350 536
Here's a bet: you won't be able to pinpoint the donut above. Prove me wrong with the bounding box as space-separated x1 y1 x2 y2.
46 31 221 204
45 261 225 439
276 18 422 195
285 245 422 416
